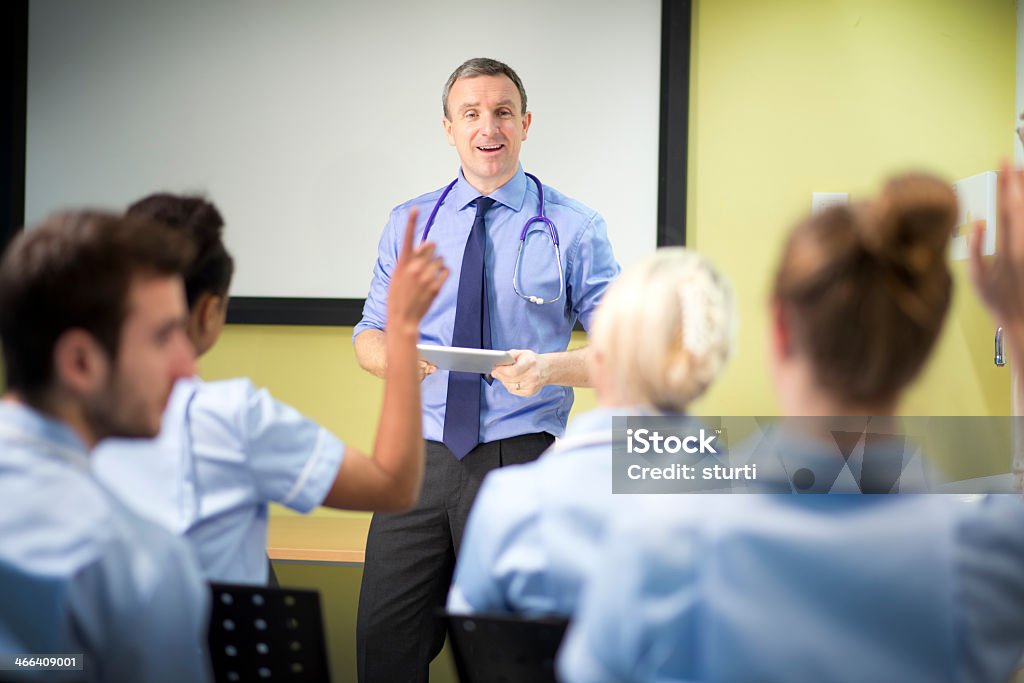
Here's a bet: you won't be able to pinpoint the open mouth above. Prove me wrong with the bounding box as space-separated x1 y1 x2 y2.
477 144 504 153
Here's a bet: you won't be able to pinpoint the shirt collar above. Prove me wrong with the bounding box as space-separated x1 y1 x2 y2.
0 400 90 466
452 164 528 213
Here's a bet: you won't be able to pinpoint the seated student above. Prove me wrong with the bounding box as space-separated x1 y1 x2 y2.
447 248 735 616
0 212 210 682
94 195 447 585
559 171 1024 683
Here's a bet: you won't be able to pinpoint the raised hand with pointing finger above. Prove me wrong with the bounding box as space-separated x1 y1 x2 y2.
386 207 449 340
969 160 1024 363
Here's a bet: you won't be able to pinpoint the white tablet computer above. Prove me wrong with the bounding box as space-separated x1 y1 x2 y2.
417 344 514 374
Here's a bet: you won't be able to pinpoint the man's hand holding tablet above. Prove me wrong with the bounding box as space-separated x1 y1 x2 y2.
417 344 515 376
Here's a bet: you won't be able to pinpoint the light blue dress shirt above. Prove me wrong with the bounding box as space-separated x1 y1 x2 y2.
355 167 620 443
559 494 1024 683
0 402 211 683
448 409 720 616
93 377 345 584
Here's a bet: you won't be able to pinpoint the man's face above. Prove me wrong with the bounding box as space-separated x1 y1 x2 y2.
443 74 532 193
86 275 195 440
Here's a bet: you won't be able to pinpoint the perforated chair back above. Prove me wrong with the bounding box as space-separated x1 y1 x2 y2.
208 582 331 682
442 612 569 683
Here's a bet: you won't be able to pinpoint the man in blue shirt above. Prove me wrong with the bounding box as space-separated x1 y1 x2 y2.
0 212 211 682
354 57 620 682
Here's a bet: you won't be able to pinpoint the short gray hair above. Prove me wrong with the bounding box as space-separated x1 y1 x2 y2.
442 58 527 120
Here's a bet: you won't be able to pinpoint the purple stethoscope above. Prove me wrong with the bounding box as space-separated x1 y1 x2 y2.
420 172 564 305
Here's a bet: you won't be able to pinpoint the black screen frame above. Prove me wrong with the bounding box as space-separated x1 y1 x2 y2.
2 0 690 327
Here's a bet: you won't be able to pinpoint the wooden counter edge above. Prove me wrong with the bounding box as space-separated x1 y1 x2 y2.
267 515 371 565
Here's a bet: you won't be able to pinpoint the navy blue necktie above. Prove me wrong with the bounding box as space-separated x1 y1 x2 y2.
443 197 495 460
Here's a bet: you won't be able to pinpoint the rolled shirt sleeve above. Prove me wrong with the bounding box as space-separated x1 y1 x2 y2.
565 211 620 331
354 207 407 339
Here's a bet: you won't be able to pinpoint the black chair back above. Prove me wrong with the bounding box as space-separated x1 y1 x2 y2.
442 611 569 683
208 582 331 682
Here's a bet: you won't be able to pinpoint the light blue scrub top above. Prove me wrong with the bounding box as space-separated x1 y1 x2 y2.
559 493 1024 683
448 409 721 616
355 166 620 443
0 402 211 683
93 377 345 584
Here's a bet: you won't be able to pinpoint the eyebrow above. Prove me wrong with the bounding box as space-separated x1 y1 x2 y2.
458 99 517 112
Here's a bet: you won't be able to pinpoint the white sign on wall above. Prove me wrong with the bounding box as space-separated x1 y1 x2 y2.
950 171 997 261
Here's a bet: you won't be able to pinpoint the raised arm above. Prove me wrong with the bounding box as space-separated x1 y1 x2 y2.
969 161 1024 396
326 209 448 511
968 161 1024 489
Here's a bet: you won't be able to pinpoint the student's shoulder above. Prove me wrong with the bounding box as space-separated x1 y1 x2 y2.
189 377 261 416
0 469 119 574
186 377 270 446
0 461 187 585
473 461 546 522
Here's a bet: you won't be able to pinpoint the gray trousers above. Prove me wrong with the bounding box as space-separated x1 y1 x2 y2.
356 433 554 683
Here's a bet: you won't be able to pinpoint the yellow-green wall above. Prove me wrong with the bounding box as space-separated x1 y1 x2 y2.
688 0 1014 420
200 2 1017 681
684 0 1017 486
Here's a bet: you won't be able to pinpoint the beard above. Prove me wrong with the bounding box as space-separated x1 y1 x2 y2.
84 372 164 441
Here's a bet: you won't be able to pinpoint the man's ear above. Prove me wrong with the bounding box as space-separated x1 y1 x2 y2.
520 111 532 141
195 294 221 334
442 117 455 146
185 293 225 353
52 329 109 396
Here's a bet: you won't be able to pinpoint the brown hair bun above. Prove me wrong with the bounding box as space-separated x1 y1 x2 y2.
773 172 956 406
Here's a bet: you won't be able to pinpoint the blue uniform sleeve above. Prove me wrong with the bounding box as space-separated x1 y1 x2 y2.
231 382 346 513
564 212 620 332
448 469 548 614
353 208 403 340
